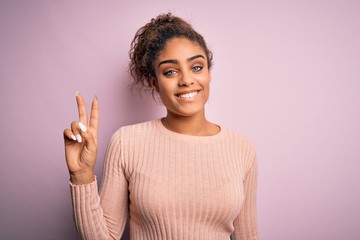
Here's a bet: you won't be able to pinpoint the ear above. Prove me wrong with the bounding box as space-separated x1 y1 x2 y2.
150 76 159 92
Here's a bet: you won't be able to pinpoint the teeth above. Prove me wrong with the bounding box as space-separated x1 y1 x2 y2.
178 91 197 99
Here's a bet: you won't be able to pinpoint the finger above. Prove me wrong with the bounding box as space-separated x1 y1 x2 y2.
63 129 77 141
78 123 97 151
71 121 83 143
89 96 99 136
76 91 88 126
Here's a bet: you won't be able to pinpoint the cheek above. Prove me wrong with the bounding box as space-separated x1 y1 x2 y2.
157 81 173 99
198 73 211 87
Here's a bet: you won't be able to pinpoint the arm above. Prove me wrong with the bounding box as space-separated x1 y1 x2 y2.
233 155 259 240
64 92 128 239
70 131 128 239
99 130 129 238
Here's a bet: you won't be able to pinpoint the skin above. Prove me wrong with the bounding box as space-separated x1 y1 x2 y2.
63 93 98 184
153 37 220 136
64 37 219 184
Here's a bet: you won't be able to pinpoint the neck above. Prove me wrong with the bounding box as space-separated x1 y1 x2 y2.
162 111 219 136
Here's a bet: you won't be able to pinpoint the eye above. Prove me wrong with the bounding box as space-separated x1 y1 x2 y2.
192 65 203 72
163 70 177 77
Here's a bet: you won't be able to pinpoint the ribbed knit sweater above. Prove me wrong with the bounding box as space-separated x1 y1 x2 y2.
70 119 258 240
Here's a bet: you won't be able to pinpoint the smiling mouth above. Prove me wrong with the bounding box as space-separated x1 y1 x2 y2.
176 91 198 99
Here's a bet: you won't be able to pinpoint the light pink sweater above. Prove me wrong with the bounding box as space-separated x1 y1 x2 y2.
70 119 258 239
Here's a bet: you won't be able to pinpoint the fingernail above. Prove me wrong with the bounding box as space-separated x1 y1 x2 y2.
94 95 98 100
71 135 77 141
76 90 80 96
79 122 87 133
76 134 82 143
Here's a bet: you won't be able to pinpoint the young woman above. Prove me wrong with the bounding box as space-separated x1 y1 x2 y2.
63 13 258 240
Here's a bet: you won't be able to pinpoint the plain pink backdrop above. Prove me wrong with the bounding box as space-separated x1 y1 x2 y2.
0 1 359 239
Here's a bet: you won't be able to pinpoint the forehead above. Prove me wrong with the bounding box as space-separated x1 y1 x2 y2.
157 37 206 61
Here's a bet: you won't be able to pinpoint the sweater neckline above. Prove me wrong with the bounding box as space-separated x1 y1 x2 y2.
154 119 226 143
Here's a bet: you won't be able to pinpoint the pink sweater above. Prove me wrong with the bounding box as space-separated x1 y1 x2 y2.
70 119 258 239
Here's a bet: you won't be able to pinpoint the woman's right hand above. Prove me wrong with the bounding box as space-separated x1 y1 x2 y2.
63 91 99 185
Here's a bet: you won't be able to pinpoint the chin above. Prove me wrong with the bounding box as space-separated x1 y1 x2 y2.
169 107 206 118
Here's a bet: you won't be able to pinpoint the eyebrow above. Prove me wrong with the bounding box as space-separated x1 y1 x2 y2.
157 54 205 68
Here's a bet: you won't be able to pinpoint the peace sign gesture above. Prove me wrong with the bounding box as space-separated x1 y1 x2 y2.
63 91 99 185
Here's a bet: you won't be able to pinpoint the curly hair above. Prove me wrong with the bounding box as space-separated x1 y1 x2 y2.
129 13 213 95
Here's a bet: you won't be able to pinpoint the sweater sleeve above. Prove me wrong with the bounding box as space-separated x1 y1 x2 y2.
70 130 128 240
233 151 259 240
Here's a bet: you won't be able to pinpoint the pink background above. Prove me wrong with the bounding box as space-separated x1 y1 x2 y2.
1 1 359 239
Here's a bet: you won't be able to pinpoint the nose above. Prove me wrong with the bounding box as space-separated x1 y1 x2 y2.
178 71 194 87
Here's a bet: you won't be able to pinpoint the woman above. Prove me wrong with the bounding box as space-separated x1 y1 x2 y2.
63 13 258 240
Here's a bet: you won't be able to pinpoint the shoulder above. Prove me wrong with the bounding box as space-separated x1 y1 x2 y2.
110 119 158 142
221 127 257 168
221 127 256 152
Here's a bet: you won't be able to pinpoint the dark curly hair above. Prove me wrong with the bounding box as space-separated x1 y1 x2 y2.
129 13 213 95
